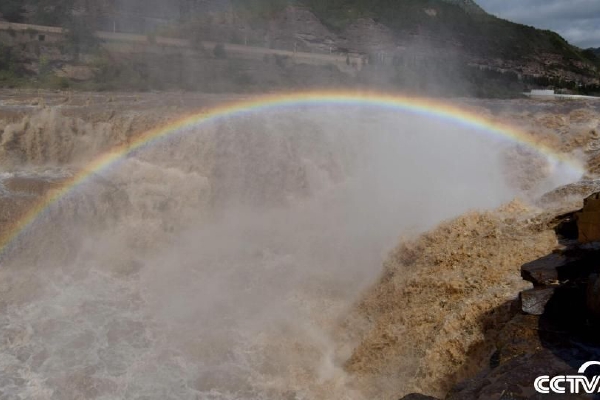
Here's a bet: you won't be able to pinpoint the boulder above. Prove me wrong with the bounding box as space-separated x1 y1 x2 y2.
446 350 593 400
521 253 575 286
577 192 600 243
550 211 578 240
586 273 600 318
521 248 600 287
494 314 543 365
520 287 555 315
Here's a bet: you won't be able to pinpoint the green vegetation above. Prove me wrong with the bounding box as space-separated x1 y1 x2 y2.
584 48 600 69
584 49 599 60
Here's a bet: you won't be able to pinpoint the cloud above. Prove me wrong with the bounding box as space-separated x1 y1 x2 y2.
476 0 600 48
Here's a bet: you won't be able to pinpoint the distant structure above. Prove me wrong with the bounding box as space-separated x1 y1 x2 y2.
524 89 600 100
529 89 555 96
0 21 365 73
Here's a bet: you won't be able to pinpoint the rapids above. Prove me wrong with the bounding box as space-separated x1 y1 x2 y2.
0 100 581 399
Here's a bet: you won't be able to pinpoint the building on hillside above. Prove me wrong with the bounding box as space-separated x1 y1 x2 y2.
529 89 555 96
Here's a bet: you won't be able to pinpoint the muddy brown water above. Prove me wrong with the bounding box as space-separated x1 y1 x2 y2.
0 91 594 399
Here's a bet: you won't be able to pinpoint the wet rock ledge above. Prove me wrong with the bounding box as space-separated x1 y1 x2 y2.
402 192 600 400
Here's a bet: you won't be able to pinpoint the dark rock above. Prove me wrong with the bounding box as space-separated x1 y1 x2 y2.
541 284 588 330
583 192 600 212
552 212 579 240
450 191 600 400
586 273 600 318
495 314 543 365
577 192 600 243
521 247 600 287
399 394 440 400
446 350 593 400
520 287 555 315
521 253 576 286
577 214 600 243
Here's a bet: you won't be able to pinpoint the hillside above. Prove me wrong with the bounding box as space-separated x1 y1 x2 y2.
0 0 599 95
234 0 599 92
303 0 595 68
440 0 486 15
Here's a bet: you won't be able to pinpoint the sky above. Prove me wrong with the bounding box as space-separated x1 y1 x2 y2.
476 0 600 49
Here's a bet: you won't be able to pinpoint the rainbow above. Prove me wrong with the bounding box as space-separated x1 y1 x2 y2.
0 90 585 257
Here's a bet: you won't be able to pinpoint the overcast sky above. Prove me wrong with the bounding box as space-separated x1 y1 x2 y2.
476 0 600 48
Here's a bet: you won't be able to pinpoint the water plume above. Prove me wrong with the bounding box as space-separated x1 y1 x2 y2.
0 104 581 399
